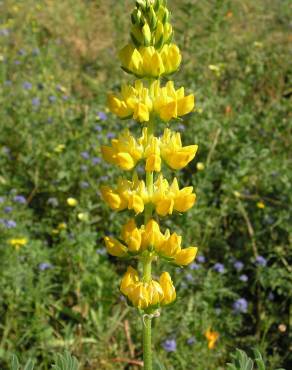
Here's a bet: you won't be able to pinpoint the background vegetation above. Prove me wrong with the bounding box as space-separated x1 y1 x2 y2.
0 0 291 369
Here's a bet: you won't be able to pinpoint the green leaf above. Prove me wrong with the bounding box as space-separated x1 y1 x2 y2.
10 355 20 370
51 351 79 370
23 359 35 370
153 357 166 370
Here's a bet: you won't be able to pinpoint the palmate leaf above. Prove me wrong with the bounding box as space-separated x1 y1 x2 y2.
51 351 79 370
227 349 286 370
227 349 254 370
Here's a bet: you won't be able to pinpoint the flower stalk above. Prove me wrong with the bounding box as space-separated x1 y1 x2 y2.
101 0 199 367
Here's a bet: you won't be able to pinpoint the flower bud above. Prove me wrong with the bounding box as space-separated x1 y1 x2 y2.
142 23 152 46
149 6 158 30
174 247 198 266
131 26 144 48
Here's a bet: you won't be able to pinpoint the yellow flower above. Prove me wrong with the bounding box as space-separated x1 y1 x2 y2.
107 80 194 123
67 197 78 207
119 44 181 78
157 232 182 258
120 266 139 295
154 177 196 216
161 129 198 170
101 175 196 216
257 201 265 209
121 219 142 252
9 238 28 250
120 267 165 309
104 236 128 257
196 162 205 171
78 212 89 221
54 144 65 153
205 329 219 349
58 222 67 230
140 219 165 250
159 272 176 305
101 130 143 171
174 247 198 266
128 282 150 309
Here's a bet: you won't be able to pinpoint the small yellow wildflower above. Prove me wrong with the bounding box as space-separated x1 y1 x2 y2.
196 162 205 171
67 198 78 207
205 329 219 349
9 238 28 250
233 191 241 198
257 201 265 209
58 222 67 230
54 144 65 153
78 212 89 222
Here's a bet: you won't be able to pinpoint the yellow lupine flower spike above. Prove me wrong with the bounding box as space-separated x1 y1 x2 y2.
101 0 201 365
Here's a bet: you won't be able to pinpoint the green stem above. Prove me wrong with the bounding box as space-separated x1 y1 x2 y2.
142 256 152 370
142 118 155 370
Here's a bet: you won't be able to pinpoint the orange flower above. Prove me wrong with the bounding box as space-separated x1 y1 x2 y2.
205 328 219 349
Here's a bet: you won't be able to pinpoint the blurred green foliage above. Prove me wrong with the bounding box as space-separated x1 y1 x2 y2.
0 0 291 369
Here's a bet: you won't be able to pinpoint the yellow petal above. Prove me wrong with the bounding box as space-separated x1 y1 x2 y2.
174 247 198 266
116 152 136 170
104 236 128 257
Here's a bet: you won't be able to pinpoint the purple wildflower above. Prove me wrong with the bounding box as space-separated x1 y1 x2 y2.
4 206 13 213
189 262 200 270
107 132 115 139
255 255 267 267
162 339 177 352
81 151 90 160
48 95 57 103
100 175 109 182
268 292 275 301
0 196 5 203
14 60 21 65
39 262 53 271
186 337 196 345
80 181 89 189
4 220 17 228
213 263 225 273
22 81 32 90
197 255 206 263
92 157 102 165
13 195 26 204
32 97 40 107
94 124 102 132
234 260 244 271
185 273 194 282
239 274 248 282
98 112 107 121
233 298 248 314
